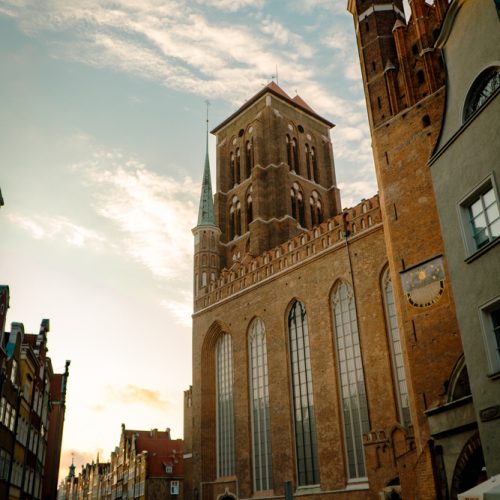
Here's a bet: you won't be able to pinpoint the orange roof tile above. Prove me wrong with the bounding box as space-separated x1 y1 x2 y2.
211 82 334 133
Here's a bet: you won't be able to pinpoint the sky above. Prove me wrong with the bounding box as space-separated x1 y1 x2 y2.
0 0 406 484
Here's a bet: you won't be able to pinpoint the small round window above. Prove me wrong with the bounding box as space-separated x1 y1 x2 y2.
464 67 500 121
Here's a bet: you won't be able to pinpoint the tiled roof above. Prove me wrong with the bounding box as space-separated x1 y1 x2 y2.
125 429 184 477
211 81 334 133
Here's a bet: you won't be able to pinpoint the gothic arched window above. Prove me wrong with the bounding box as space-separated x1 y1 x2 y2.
235 148 241 184
249 319 273 491
246 140 253 178
216 334 235 477
246 186 253 232
292 138 299 175
310 191 323 227
291 183 306 227
311 147 319 183
288 301 319 486
331 281 369 479
383 269 411 427
229 196 241 240
230 152 235 187
305 144 312 180
286 135 292 171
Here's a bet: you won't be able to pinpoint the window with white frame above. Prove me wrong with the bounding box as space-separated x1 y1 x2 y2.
331 281 369 480
480 298 500 375
216 333 235 477
459 177 500 255
248 319 272 491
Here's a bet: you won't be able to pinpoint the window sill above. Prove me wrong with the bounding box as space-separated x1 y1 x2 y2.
487 370 500 381
465 236 500 264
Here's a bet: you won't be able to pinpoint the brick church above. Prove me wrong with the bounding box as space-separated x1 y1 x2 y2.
183 0 493 498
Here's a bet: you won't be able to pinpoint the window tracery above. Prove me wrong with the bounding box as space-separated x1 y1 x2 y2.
288 301 319 486
331 281 369 479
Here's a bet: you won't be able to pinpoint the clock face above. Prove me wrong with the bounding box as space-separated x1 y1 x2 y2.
400 256 445 308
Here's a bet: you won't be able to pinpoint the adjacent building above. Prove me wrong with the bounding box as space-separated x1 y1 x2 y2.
58 425 184 500
430 0 500 486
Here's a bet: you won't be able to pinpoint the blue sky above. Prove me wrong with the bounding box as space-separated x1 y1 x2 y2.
0 0 390 481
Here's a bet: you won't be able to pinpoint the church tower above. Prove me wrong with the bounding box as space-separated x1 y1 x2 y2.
210 82 342 267
193 116 221 301
348 1 464 497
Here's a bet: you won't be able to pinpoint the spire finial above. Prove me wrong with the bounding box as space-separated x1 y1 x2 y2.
205 100 210 155
196 101 215 227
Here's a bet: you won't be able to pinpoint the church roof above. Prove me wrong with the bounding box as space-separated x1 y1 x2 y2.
211 82 334 134
196 126 215 227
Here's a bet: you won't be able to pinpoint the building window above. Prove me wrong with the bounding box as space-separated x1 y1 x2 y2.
311 147 319 183
235 148 241 184
480 298 500 375
246 186 253 232
291 183 306 227
464 67 500 121
288 301 319 486
331 281 369 480
216 333 235 477
310 191 323 227
248 319 273 491
229 196 242 240
246 140 253 178
305 144 312 180
383 269 411 427
460 178 500 254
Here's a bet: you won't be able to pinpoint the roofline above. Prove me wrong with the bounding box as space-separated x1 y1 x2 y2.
211 85 335 134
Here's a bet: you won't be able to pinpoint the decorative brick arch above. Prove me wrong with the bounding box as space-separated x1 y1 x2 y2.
200 321 231 482
450 431 484 499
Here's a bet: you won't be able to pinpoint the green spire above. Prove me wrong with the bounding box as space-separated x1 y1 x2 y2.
197 104 215 226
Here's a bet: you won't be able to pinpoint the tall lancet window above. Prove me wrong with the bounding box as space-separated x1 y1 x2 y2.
246 140 253 178
216 333 235 477
249 319 272 491
246 186 253 232
311 147 319 183
383 269 411 427
305 144 312 179
235 148 241 184
229 196 241 239
331 281 369 480
288 301 319 486
291 183 306 228
310 191 323 227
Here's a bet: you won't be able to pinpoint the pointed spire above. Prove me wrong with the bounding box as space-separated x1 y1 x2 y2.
197 102 215 226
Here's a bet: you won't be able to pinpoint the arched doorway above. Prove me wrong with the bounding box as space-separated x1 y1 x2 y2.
450 432 485 499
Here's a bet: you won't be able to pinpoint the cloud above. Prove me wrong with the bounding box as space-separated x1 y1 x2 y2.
8 213 106 248
160 293 192 327
71 149 199 280
104 384 171 409
195 0 265 11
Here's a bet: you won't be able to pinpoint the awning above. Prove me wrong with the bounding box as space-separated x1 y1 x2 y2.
458 475 500 500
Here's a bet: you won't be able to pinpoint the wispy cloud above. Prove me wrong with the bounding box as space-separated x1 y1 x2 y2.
161 292 192 327
72 149 198 280
8 213 106 248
